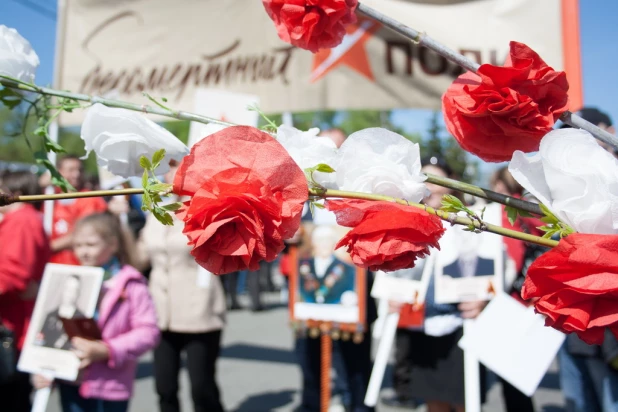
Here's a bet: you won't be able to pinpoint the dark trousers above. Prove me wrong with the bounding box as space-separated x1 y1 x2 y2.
154 330 224 412
393 329 413 400
500 377 535 412
222 272 240 308
248 262 272 311
296 333 375 412
0 371 32 412
58 382 129 412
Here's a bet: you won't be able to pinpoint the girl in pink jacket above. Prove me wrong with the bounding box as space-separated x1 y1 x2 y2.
35 212 160 412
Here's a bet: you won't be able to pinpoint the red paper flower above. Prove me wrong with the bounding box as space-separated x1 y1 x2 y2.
326 199 445 271
522 234 618 345
174 126 308 275
442 41 569 162
263 0 358 52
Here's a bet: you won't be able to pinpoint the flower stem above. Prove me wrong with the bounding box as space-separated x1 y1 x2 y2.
2 186 557 247
312 188 558 248
356 2 618 151
424 173 543 216
0 76 239 130
0 188 145 206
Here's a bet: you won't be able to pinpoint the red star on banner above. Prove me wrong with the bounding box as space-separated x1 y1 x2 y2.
310 17 382 83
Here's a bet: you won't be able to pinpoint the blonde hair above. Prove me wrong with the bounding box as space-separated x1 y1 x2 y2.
74 212 136 266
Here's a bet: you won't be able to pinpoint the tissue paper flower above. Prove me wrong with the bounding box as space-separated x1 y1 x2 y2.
442 41 569 162
263 0 358 52
509 128 618 234
326 199 444 271
81 104 189 178
276 125 338 187
334 128 427 202
174 126 308 274
0 25 39 82
522 233 618 345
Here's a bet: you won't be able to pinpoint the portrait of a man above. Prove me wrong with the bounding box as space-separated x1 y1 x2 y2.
298 225 356 305
34 274 86 350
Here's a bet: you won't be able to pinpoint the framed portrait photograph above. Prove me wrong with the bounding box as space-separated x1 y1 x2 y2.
18 264 104 381
289 209 366 331
371 254 434 304
434 206 505 304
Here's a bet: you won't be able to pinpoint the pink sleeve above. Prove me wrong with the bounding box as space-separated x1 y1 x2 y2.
105 280 160 369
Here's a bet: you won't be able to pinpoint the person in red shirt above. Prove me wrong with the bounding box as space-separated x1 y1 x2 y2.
0 171 52 412
48 156 107 265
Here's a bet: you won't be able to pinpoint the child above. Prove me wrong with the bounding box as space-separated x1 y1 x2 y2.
34 212 160 412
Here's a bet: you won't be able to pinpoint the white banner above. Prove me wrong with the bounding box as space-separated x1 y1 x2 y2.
56 0 581 126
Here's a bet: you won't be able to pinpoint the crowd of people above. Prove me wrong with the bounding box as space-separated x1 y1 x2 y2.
0 109 616 412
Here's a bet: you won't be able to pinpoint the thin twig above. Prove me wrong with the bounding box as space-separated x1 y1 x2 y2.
312 188 557 248
424 173 543 216
1 186 558 248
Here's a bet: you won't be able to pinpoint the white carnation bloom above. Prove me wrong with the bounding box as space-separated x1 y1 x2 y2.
509 128 618 234
335 128 428 202
0 25 39 83
81 104 189 178
276 125 338 187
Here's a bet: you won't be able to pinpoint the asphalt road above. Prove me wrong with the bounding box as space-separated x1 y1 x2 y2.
45 292 566 412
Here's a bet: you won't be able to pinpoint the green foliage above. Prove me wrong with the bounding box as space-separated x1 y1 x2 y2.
504 205 533 226
0 88 23 109
440 194 483 232
537 203 575 239
161 120 190 144
304 162 335 194
140 149 179 226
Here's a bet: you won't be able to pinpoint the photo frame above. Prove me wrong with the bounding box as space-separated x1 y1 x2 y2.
18 264 104 381
434 205 505 304
289 211 367 333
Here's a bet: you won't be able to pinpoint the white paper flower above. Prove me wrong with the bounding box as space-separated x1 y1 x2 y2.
81 104 189 178
509 128 618 234
276 125 338 187
0 25 39 83
334 128 428 202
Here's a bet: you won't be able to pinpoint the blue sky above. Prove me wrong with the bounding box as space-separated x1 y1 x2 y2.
2 0 617 175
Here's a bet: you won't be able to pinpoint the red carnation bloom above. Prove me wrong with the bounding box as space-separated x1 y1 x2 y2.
326 199 445 271
263 0 358 52
174 126 308 275
522 234 618 345
442 41 569 162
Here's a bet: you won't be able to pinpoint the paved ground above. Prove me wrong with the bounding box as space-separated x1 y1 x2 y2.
46 292 566 412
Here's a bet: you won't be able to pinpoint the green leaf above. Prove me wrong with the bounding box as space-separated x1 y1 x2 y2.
141 191 152 211
314 163 335 174
505 206 518 226
147 183 172 193
151 149 166 170
161 202 182 212
43 136 66 154
518 209 534 218
34 151 75 193
312 202 325 209
153 207 174 225
142 170 149 188
139 156 152 170
442 194 465 210
33 126 47 137
0 88 23 109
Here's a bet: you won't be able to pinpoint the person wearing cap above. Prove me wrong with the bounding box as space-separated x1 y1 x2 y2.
558 107 618 412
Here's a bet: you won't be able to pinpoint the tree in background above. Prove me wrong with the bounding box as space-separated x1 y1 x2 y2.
423 111 477 182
